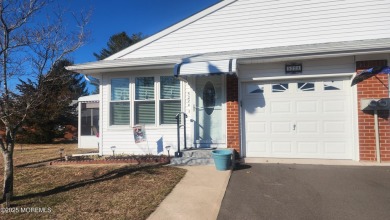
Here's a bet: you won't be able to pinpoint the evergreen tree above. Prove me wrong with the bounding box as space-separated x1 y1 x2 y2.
93 32 144 60
91 32 145 94
17 60 88 143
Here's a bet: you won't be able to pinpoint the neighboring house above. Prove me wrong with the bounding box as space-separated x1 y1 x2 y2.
67 0 390 161
78 94 99 149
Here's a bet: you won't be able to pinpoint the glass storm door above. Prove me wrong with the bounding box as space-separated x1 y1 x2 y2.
195 76 225 147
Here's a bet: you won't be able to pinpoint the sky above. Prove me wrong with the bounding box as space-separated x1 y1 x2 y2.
65 0 220 65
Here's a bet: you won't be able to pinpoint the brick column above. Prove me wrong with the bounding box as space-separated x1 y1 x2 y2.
356 60 390 161
226 75 240 154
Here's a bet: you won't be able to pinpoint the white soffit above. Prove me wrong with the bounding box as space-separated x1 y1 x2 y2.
78 94 100 102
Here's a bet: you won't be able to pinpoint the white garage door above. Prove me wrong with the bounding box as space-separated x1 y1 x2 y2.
243 78 353 159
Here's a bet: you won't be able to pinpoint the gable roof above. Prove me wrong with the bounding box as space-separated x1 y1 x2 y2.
68 0 390 73
110 0 390 60
105 0 237 60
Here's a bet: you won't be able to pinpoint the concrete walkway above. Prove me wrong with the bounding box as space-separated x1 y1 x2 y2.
148 165 231 220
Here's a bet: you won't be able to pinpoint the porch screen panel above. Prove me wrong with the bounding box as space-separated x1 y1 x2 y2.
81 104 92 135
81 103 99 136
160 76 181 124
135 77 155 124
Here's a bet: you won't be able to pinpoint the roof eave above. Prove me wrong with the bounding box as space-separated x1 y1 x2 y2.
65 63 175 75
66 38 390 74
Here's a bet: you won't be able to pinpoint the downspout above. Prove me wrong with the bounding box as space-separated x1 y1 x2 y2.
374 109 381 163
99 74 103 156
78 101 81 148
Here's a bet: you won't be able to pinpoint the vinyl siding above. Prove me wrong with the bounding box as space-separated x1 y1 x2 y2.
239 56 356 80
120 0 390 59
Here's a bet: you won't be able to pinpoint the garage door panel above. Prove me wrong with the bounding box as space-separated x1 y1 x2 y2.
271 122 292 134
244 98 266 113
324 142 347 154
296 121 319 134
323 121 347 134
296 100 318 113
323 100 347 113
243 78 353 160
247 141 267 154
297 142 320 154
271 142 293 153
270 101 292 113
246 122 266 134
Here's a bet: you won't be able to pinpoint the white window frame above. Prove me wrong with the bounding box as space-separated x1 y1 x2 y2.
134 76 156 125
109 78 131 126
108 74 182 129
159 75 182 125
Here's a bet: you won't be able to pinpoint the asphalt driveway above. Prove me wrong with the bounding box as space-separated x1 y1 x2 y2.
218 163 390 220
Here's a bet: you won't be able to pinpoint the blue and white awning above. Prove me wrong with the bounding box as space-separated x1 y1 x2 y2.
174 59 237 77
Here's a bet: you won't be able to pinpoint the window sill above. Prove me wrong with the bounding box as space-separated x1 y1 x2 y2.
107 124 177 130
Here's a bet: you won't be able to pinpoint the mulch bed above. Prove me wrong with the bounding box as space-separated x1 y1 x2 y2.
50 155 171 165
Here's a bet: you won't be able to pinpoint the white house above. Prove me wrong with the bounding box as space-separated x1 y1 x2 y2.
67 0 390 162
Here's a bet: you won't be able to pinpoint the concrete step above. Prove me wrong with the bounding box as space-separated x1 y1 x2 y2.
170 148 235 166
170 157 214 166
181 148 216 158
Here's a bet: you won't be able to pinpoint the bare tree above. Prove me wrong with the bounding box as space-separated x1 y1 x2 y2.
0 0 89 206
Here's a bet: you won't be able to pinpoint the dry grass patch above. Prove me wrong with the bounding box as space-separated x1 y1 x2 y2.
11 143 95 166
0 144 186 220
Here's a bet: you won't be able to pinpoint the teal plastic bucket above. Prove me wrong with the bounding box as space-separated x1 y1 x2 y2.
212 150 232 171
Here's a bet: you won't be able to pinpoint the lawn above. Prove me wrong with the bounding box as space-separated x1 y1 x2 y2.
0 144 186 220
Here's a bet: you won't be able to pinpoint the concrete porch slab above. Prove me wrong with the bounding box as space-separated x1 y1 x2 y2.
243 157 390 166
147 165 231 220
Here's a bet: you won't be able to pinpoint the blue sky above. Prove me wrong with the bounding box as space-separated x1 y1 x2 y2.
66 0 220 64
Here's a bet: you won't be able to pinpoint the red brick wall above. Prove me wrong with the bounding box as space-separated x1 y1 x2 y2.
226 75 240 153
356 60 390 161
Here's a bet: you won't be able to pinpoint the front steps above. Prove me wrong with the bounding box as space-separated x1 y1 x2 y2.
170 148 235 166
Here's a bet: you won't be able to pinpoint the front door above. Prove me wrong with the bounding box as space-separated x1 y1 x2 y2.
195 75 225 147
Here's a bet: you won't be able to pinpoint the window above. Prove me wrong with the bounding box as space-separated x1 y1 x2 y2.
160 76 181 124
272 83 289 93
298 82 315 92
135 77 155 124
110 78 130 125
109 76 181 127
81 103 99 136
247 84 264 94
324 80 343 91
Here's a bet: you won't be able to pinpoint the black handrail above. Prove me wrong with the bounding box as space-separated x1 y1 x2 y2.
174 112 187 158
